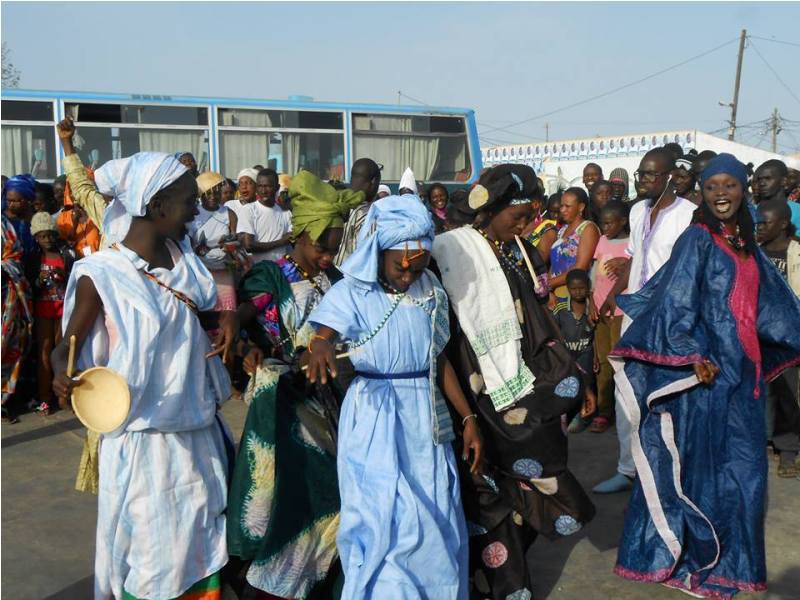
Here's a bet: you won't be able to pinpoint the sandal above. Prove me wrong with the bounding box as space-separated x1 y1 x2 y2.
589 416 610 433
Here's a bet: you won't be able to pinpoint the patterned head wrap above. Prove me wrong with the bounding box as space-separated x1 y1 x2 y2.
289 170 364 242
340 195 435 285
699 153 748 191
94 152 188 244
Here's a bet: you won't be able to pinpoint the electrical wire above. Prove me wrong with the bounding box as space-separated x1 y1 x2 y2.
748 35 800 49
396 91 430 106
480 36 740 137
747 39 800 107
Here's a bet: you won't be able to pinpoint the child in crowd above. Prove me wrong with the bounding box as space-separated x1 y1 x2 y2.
28 212 75 413
553 268 597 433
589 200 630 433
756 199 800 477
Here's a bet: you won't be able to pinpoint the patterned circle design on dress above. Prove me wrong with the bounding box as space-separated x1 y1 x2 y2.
554 515 582 536
503 407 528 426
506 589 532 600
512 458 543 479
481 541 509 569
554 376 580 398
467 521 489 537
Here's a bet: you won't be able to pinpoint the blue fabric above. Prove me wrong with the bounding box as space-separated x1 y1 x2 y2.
356 370 428 380
788 201 800 234
2 175 37 255
699 153 748 191
612 225 800 598
310 271 468 599
339 195 434 286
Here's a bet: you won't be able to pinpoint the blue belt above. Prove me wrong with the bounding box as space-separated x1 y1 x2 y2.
356 370 428 380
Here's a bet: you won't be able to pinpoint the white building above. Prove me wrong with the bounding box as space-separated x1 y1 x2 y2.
481 130 800 196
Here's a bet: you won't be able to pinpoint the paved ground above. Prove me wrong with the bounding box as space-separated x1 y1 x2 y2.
2 402 799 599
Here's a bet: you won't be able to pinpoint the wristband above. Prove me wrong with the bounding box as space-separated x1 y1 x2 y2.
462 413 478 426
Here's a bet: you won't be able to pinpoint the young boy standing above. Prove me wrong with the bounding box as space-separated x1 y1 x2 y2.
589 200 630 433
553 268 598 433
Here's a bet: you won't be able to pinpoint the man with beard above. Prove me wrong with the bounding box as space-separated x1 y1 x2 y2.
594 147 696 493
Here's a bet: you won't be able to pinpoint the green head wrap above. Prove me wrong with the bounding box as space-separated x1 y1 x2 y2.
289 170 365 241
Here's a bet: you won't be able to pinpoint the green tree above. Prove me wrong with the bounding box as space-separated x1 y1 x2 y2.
2 42 21 88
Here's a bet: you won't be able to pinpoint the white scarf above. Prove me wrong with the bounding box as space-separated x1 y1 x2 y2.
433 227 535 411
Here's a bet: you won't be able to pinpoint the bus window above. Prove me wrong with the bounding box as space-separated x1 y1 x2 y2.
63 127 210 171
1 100 57 179
217 108 345 179
352 113 471 182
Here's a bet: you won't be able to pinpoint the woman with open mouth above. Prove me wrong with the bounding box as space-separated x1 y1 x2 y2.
609 153 800 599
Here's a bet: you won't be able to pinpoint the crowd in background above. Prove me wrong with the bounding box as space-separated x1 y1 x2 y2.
2 116 800 600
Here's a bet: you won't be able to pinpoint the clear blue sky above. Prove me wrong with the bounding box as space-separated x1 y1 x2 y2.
3 1 799 152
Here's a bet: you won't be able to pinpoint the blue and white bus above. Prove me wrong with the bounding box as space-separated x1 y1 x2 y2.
1 89 481 185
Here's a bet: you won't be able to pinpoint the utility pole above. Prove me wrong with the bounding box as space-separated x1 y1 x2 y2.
770 108 782 153
728 29 747 141
545 123 550 143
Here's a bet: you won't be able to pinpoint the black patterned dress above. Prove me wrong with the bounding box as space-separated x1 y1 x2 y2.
442 238 596 600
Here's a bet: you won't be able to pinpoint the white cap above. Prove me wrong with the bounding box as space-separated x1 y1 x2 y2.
399 167 417 194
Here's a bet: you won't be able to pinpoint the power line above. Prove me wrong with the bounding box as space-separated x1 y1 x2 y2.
480 36 739 137
747 39 800 107
396 91 430 106
749 35 800 49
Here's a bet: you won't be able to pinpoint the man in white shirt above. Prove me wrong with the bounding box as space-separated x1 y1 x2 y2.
594 147 697 494
226 167 259 220
237 168 292 263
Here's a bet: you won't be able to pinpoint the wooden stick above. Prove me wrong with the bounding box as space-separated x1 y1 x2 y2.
300 351 351 371
66 335 77 378
515 235 544 294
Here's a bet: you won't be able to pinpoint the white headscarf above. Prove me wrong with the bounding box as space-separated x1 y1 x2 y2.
237 167 260 184
399 167 418 194
95 152 188 244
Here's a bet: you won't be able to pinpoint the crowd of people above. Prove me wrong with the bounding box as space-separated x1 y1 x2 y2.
1 115 800 600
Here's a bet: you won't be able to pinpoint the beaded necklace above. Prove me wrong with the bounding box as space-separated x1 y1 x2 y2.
473 226 530 281
284 254 327 297
379 277 435 315
720 224 746 252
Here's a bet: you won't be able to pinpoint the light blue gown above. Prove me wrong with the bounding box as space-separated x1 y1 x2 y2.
310 271 468 600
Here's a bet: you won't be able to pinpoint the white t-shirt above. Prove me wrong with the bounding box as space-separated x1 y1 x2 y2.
224 199 247 221
626 196 696 294
236 201 292 263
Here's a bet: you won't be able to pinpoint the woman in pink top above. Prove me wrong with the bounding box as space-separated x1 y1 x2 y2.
589 200 629 433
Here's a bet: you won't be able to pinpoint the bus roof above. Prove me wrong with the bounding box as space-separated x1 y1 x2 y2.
3 88 475 117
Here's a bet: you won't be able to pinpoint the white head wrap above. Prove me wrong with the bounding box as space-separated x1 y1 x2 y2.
237 168 260 184
377 184 391 197
399 167 418 194
95 152 188 244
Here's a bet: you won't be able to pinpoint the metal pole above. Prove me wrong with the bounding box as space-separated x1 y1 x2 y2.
545 123 550 143
771 108 780 153
728 29 747 141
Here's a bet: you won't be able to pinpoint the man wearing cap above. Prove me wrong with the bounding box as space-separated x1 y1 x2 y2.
609 168 630 202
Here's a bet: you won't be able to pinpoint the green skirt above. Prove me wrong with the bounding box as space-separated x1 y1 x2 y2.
227 363 343 599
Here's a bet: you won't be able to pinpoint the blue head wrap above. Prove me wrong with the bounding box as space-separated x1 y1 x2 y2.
340 195 435 286
2 174 37 210
699 153 748 191
94 152 188 244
